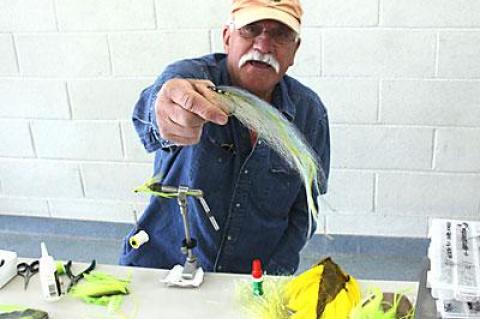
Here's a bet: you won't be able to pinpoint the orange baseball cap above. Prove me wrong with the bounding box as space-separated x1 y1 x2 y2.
231 0 303 34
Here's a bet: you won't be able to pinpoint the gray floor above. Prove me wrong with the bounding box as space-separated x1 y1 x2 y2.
0 215 428 281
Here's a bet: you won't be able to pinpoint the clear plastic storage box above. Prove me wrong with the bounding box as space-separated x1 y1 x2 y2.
427 219 480 302
435 299 480 319
427 219 480 318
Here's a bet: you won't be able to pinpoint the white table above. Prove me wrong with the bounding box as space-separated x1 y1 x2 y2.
0 262 419 319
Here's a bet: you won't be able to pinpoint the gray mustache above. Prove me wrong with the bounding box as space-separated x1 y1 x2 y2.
238 51 280 73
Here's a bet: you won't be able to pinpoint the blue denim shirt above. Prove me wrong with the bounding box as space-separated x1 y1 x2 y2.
120 53 330 275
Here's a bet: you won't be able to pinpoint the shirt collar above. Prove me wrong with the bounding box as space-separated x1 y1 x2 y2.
218 55 233 86
272 79 296 121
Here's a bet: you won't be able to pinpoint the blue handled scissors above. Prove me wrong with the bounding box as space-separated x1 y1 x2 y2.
17 260 39 290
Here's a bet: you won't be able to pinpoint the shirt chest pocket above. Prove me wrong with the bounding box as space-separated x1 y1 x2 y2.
252 151 302 219
188 134 235 191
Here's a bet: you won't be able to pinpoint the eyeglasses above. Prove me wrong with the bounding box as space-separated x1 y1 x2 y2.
235 21 299 45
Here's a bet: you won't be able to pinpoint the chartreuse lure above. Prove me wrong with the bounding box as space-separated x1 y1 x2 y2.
211 86 326 233
134 175 201 199
235 257 361 319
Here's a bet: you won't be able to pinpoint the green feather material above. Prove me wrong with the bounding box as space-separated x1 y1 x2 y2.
235 277 292 319
349 288 415 319
69 271 131 312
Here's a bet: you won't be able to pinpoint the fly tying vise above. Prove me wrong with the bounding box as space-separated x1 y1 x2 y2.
133 178 219 286
209 85 326 235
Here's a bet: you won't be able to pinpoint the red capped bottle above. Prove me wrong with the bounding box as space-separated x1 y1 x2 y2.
251 259 264 296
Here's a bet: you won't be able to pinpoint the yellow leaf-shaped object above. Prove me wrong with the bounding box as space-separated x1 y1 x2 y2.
284 264 323 318
284 257 360 319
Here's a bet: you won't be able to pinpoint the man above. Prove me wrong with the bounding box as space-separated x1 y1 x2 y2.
120 0 330 275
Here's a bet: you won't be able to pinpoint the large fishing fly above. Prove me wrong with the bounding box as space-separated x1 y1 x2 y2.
210 85 326 235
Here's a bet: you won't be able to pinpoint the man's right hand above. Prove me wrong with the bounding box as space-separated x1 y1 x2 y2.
155 78 229 145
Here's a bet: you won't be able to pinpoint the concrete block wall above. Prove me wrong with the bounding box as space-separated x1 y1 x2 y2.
0 0 479 236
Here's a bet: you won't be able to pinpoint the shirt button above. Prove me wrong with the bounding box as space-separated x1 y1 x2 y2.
227 235 232 241
217 157 222 163
258 141 262 145
217 265 222 270
244 169 248 174
235 203 241 208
